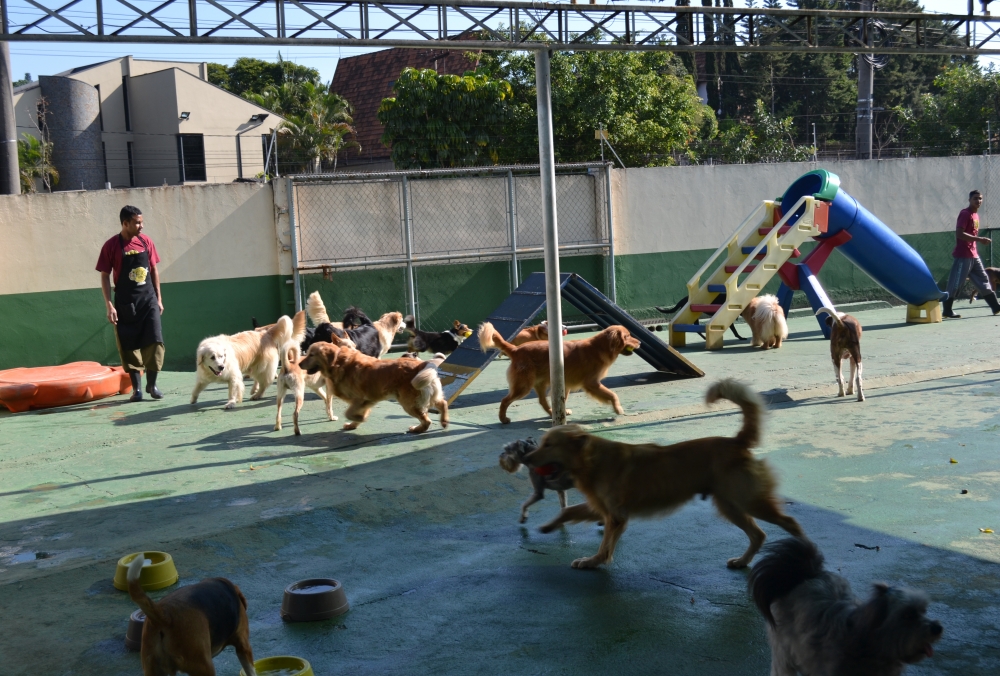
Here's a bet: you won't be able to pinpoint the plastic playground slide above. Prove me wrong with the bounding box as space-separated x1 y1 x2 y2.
780 170 947 306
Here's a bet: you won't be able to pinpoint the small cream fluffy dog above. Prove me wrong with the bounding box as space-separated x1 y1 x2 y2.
742 294 789 349
192 317 292 409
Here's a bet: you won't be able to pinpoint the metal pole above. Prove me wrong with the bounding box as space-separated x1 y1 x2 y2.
812 122 818 162
0 42 19 195
507 169 519 290
856 1 874 160
604 162 616 304
286 177 302 311
401 176 417 322
535 48 566 426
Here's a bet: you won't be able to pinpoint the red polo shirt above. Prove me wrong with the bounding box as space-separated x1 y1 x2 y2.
96 234 160 286
953 208 980 259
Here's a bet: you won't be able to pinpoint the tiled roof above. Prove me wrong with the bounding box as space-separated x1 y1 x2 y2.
331 46 478 164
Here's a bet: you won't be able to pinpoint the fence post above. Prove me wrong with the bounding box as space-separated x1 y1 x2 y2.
286 177 302 312
605 163 617 304
507 169 519 290
401 176 418 323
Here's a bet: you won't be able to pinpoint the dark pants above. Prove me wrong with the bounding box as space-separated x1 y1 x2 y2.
114 330 165 373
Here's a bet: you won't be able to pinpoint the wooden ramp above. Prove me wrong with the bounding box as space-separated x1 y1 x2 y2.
438 272 703 404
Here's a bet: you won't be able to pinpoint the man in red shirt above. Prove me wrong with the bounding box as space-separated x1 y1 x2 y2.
944 190 1000 319
96 205 165 400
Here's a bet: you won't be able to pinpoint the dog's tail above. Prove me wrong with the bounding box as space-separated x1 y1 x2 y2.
705 378 763 448
281 341 301 372
478 321 516 357
291 310 308 346
307 291 330 326
411 367 448 427
265 314 294 348
815 306 844 328
127 554 166 626
748 537 825 626
404 314 417 334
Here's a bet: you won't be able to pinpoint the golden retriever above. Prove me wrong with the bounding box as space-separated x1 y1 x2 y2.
741 294 788 349
478 322 640 424
523 379 806 569
299 341 448 433
192 315 293 409
511 321 565 346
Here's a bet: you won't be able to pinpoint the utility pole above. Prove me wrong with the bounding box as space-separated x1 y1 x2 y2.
856 0 874 160
0 42 20 195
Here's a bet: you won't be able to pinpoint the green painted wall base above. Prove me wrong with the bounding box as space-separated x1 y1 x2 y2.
0 229 983 371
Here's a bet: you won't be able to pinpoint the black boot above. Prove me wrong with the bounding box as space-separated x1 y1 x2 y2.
985 291 1000 316
129 371 143 402
145 370 163 399
943 299 961 319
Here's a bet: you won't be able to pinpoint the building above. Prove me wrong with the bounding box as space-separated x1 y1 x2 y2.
330 46 478 171
12 57 284 190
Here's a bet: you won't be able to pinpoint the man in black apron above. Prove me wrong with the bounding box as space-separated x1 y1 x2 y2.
97 206 165 401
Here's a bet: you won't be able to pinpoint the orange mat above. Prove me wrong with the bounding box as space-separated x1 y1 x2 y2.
0 362 132 413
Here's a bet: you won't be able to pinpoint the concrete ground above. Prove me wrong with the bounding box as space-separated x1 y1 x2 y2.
3 302 1000 675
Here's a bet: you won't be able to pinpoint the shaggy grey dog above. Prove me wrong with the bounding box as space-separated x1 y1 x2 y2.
499 438 574 523
749 538 942 676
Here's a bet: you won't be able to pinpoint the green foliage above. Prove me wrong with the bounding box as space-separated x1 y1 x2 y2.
378 68 514 169
909 65 1000 156
713 100 813 164
12 72 32 88
17 133 58 193
207 55 320 99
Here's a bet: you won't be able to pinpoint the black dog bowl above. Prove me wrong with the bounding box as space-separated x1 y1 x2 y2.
125 609 145 651
281 578 349 622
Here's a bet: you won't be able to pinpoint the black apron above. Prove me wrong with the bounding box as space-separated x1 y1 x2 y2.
114 235 163 352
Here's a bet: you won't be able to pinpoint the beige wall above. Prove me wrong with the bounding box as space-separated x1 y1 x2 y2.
0 182 278 296
613 156 992 255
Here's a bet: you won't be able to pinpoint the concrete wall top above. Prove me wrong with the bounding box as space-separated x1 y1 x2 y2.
614 156 990 255
0 182 278 295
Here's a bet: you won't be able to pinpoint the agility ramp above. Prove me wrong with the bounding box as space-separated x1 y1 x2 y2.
437 272 703 404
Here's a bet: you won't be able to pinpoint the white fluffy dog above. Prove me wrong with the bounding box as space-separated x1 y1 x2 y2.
192 317 293 409
741 294 789 349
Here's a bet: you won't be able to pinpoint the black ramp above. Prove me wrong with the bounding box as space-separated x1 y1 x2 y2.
437 273 703 404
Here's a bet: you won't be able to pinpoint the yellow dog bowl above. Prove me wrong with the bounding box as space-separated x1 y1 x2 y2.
241 656 313 676
112 551 178 591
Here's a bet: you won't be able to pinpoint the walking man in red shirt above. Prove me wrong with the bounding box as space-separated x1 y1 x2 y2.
944 190 1000 319
96 205 165 401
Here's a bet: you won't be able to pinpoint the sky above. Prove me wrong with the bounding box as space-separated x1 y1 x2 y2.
5 0 981 85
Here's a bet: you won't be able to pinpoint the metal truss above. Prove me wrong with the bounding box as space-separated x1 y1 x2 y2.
1 0 999 55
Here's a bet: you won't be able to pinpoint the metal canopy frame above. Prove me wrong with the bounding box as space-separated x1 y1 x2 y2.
2 1 1000 55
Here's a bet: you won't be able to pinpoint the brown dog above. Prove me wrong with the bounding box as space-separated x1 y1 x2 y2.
299 341 448 433
523 379 805 569
741 294 788 349
816 307 864 402
970 267 1000 303
478 322 640 424
127 554 257 676
511 321 568 346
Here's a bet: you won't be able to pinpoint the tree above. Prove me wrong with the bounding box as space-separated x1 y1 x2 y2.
18 134 58 193
378 68 514 169
909 65 1000 156
713 100 814 164
13 72 32 88
471 47 715 166
207 55 320 99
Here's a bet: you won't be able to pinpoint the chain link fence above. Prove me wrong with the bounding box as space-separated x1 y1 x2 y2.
288 163 615 332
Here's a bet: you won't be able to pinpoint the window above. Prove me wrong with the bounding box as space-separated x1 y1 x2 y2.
102 143 108 184
95 84 103 131
127 142 135 187
176 134 206 182
121 76 131 132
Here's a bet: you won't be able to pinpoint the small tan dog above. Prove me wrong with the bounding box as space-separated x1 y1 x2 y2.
817 306 864 402
741 294 788 349
127 554 257 676
511 321 567 346
523 379 806 569
299 341 448 433
478 322 640 424
274 310 336 435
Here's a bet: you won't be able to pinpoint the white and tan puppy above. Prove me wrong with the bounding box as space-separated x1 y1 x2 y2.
742 294 789 349
192 317 292 409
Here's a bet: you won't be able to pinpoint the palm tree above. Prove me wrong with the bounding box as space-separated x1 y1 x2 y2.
17 134 58 193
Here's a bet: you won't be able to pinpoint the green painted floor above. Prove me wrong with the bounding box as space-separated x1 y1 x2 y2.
3 303 1000 674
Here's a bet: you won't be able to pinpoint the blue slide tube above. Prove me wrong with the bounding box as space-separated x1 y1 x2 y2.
780 170 947 305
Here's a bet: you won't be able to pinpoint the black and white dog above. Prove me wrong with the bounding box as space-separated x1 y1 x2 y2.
404 315 473 355
498 438 575 523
